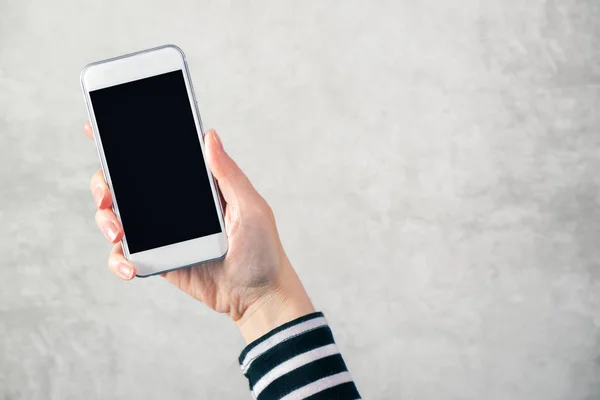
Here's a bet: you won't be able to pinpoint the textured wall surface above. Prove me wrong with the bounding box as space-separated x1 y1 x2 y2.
1 1 599 399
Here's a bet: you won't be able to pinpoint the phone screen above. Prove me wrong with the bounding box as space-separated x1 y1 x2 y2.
89 70 222 254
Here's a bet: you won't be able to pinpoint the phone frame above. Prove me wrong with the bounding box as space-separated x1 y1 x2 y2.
80 45 228 277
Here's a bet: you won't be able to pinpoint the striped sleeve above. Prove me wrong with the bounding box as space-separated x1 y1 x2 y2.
238 312 361 400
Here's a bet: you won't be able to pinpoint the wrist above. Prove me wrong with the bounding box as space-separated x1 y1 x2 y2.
236 261 315 344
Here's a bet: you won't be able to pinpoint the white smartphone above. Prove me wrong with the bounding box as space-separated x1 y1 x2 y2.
80 45 228 277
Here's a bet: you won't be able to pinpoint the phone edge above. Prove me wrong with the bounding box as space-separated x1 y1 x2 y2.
80 44 229 277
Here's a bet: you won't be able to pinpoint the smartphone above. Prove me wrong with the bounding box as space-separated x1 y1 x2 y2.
80 45 228 277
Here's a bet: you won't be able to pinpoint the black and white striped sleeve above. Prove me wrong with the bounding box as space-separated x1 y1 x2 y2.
238 312 361 400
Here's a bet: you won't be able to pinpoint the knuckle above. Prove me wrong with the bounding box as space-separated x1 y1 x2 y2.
260 199 274 219
90 171 101 190
243 196 273 219
95 209 109 224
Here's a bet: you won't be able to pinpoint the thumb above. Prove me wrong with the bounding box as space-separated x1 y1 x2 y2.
204 129 251 207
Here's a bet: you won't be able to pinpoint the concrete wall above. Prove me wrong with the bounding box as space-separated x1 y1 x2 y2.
1 1 599 399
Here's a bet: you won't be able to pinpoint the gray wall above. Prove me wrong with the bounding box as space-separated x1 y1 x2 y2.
1 1 599 399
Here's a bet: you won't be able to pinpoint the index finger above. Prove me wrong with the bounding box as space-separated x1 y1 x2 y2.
84 121 94 140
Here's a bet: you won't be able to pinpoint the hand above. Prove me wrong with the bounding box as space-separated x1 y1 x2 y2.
84 122 314 343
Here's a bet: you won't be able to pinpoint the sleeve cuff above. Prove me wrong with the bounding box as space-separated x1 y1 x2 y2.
239 312 360 400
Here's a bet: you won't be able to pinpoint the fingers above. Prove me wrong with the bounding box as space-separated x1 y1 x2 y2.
85 120 134 280
84 121 94 140
204 129 253 207
90 169 112 209
108 242 136 280
95 208 123 243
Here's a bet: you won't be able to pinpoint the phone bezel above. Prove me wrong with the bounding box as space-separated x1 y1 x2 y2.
80 45 228 277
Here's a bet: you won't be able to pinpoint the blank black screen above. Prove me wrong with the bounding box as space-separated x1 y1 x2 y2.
90 70 221 254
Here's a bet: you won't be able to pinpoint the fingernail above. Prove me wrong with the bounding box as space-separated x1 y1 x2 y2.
102 221 119 242
118 262 134 279
93 187 103 207
211 130 223 151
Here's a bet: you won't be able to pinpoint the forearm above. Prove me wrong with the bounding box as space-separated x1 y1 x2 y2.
236 260 315 344
235 263 360 400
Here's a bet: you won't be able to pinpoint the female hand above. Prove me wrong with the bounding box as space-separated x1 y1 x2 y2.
84 122 314 343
